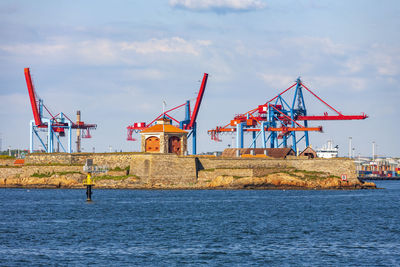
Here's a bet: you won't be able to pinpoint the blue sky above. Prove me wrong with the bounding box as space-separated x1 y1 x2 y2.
0 0 399 157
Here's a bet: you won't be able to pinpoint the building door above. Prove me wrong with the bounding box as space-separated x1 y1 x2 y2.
168 136 181 154
145 136 160 152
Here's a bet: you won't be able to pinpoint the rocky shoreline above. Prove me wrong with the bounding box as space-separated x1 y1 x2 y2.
0 170 376 190
0 154 376 190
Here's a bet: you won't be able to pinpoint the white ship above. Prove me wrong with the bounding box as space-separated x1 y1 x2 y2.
316 140 338 158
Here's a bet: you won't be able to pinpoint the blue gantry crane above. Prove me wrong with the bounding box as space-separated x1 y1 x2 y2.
24 68 97 153
208 77 367 153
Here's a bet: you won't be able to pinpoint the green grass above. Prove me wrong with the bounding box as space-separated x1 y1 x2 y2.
110 166 130 172
25 163 84 167
110 166 124 171
31 171 55 178
268 168 337 181
0 165 22 168
0 155 15 159
56 171 82 176
30 170 83 178
292 169 325 175
94 175 139 181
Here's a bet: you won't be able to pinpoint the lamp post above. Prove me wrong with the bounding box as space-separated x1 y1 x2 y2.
348 137 352 158
372 141 375 161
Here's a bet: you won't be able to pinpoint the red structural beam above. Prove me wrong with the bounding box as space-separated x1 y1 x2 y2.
24 68 42 126
188 73 208 129
247 83 297 116
146 102 187 128
208 126 322 133
270 104 304 128
60 113 97 129
265 83 297 105
71 124 97 129
247 126 323 132
300 83 343 116
296 114 368 121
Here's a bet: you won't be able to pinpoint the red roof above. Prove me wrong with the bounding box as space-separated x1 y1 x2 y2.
141 124 187 134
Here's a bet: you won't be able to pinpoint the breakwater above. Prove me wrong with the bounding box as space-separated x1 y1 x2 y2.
0 153 376 189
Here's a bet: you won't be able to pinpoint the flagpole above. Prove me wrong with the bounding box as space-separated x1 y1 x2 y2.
162 101 166 152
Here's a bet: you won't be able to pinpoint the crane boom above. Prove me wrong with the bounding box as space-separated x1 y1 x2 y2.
296 115 368 121
24 68 42 126
188 73 208 129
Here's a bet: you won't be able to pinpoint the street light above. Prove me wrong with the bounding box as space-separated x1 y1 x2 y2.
348 137 352 158
372 141 375 161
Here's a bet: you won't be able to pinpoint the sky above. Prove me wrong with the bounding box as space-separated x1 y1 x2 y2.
0 0 399 157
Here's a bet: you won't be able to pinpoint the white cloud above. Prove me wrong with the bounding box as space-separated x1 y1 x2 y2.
122 68 166 80
341 44 400 77
305 76 367 92
0 43 68 56
370 50 399 76
0 37 212 65
287 36 349 57
120 37 210 55
0 93 30 115
258 73 296 88
169 0 266 12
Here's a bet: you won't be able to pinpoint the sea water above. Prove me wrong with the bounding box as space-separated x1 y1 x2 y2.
1 182 400 266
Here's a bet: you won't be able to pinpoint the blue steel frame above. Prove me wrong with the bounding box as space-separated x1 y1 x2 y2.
29 112 72 153
180 100 198 155
234 78 310 154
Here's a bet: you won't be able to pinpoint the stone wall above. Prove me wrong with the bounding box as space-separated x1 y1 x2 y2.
197 168 277 183
0 158 16 166
289 158 356 180
129 154 358 185
0 165 84 180
25 153 139 169
130 154 197 186
24 153 357 187
196 157 356 181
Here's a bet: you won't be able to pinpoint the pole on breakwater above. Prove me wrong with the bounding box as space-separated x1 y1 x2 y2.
83 173 94 202
82 159 108 202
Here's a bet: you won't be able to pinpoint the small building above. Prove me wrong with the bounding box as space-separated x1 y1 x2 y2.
265 148 296 158
299 147 317 159
140 118 188 155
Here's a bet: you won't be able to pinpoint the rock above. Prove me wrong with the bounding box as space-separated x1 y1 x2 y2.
0 163 376 190
207 176 234 187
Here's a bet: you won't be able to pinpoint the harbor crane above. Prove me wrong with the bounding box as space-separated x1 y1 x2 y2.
24 68 97 153
208 77 367 153
127 73 208 155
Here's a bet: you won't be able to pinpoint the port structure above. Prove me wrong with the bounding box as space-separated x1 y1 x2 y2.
24 68 97 153
127 73 208 155
208 77 368 153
